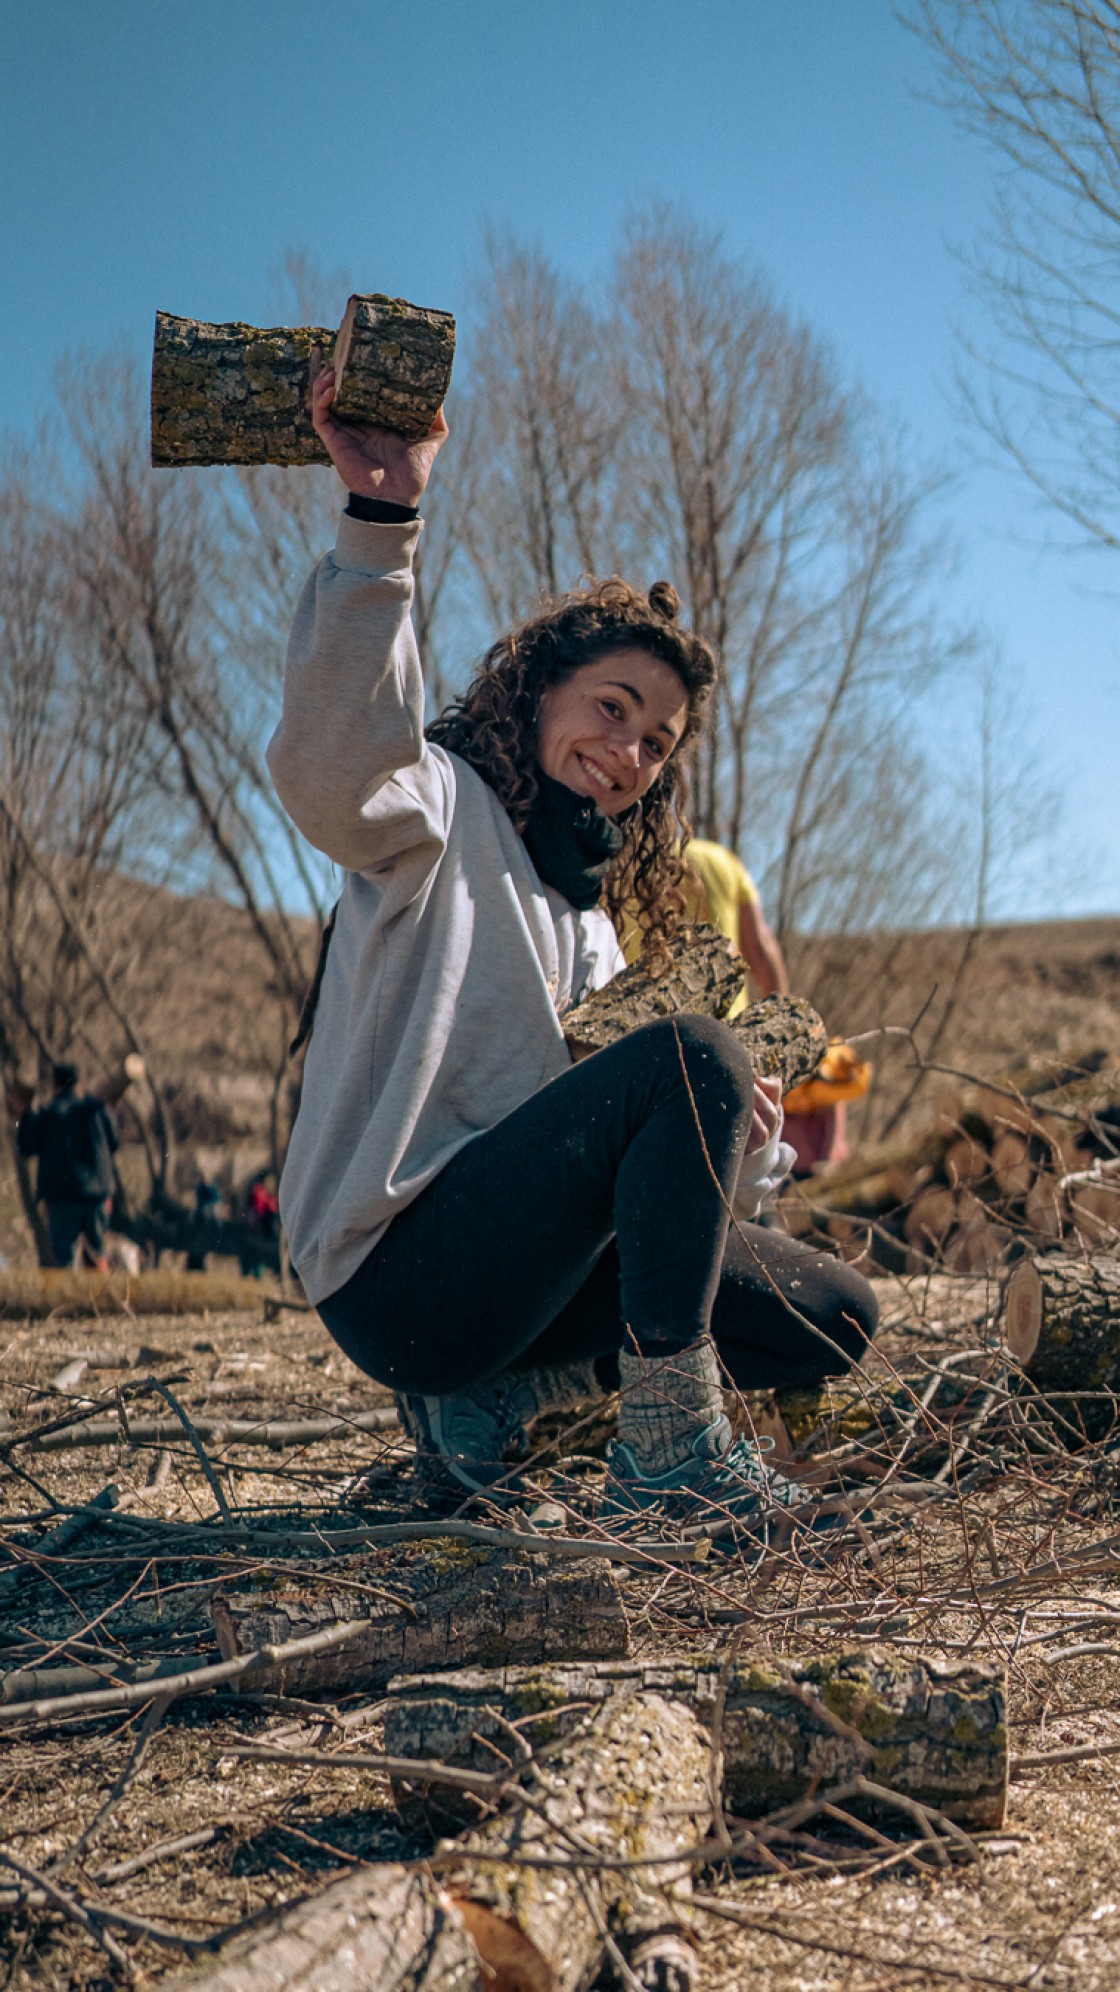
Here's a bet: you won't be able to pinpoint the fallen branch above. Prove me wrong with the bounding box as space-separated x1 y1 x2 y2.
22 1408 399 1451
211 1548 630 1700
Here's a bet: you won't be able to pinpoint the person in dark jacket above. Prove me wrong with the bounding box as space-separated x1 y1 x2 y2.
16 1063 118 1270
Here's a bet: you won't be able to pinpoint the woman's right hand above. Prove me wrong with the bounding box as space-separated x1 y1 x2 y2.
311 367 448 507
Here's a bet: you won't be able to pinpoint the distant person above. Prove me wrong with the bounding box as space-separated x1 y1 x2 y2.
246 1171 280 1238
187 1173 223 1272
239 1170 280 1278
15 1063 119 1271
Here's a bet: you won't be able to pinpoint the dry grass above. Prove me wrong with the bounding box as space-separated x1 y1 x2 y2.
0 1270 279 1321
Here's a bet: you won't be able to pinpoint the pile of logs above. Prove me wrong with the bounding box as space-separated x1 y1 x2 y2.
788 1049 1120 1272
193 1545 1007 1992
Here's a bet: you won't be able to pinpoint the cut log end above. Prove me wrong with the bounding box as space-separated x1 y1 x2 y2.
1003 1256 1043 1365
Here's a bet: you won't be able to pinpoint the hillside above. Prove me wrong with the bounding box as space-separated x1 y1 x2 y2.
1 901 1116 1264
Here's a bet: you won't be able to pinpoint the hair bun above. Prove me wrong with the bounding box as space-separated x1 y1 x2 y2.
648 580 680 623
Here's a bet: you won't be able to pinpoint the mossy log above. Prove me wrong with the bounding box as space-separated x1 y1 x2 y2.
385 1645 1008 1831
211 1548 629 1699
1004 1253 1120 1438
562 923 827 1093
151 293 455 466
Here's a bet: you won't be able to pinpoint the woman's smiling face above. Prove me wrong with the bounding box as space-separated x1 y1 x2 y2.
535 648 690 816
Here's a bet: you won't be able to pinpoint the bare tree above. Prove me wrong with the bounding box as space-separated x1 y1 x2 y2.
909 0 1120 551
610 207 972 938
0 444 179 1216
456 234 624 629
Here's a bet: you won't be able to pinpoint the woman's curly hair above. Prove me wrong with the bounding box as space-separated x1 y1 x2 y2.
427 577 717 953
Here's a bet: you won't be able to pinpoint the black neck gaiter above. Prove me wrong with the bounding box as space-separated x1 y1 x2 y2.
522 770 625 911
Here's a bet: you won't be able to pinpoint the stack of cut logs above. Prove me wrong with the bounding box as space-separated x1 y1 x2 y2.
786 1048 1120 1273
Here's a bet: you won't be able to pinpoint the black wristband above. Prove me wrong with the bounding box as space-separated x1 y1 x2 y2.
346 493 420 524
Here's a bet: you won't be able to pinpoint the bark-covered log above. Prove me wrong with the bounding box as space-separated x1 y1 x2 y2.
384 1645 1007 1831
561 923 827 1093
563 923 745 1057
151 293 455 466
211 1547 629 1699
331 293 456 439
1004 1253 1120 1437
151 313 333 467
161 1865 480 1992
728 995 829 1095
438 1687 712 1992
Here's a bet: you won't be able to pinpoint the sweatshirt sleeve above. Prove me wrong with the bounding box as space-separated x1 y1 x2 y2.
266 513 450 876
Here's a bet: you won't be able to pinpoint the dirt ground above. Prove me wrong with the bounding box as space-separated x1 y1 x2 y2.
4 1271 1120 1989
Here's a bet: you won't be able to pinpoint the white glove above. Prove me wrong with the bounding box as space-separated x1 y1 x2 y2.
731 1111 796 1222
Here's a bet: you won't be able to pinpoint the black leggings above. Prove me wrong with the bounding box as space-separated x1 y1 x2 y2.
318 1015 877 1398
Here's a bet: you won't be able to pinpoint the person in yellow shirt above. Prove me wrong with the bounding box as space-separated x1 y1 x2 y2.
618 838 787 1004
623 839 865 1177
682 839 789 1003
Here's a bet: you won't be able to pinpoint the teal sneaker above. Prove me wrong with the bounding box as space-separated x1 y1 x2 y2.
396 1372 572 1496
602 1415 804 1535
396 1363 601 1495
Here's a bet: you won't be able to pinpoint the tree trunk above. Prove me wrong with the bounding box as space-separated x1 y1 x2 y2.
562 923 827 1093
384 1646 1007 1831
211 1549 629 1700
151 294 456 466
1003 1253 1120 1437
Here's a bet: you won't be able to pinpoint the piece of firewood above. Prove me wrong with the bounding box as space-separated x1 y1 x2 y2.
211 1547 629 1699
330 293 457 438
1068 1180 1120 1249
562 923 827 1093
903 1185 958 1249
991 1130 1033 1199
437 1687 711 1992
151 292 455 466
943 1135 990 1189
384 1644 1007 1831
942 1194 1013 1275
563 923 745 1056
1024 1172 1064 1239
1003 1253 1120 1436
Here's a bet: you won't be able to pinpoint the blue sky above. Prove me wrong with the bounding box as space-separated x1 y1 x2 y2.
2 0 1116 918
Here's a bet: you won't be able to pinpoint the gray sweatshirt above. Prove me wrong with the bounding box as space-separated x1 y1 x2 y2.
266 515 624 1306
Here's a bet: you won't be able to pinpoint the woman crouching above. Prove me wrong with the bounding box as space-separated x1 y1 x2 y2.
266 370 877 1524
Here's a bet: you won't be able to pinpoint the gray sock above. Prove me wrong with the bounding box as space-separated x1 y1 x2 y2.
617 1336 725 1474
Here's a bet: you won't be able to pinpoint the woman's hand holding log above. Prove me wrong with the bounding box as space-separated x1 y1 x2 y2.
310 366 447 505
